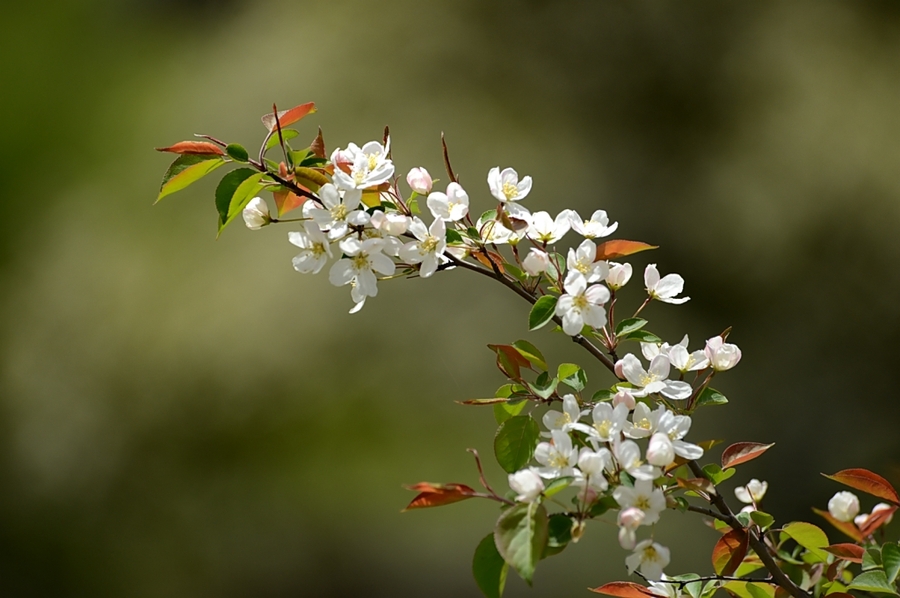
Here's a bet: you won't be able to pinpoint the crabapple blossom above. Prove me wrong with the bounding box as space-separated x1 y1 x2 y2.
488 166 532 202
477 214 515 245
242 197 271 230
370 210 409 236
613 439 659 481
828 491 861 522
705 336 742 371
288 222 332 274
555 271 610 336
617 507 646 550
617 354 692 400
568 209 618 239
328 237 395 301
626 540 671 581
331 140 394 190
576 447 612 492
527 211 571 244
641 336 685 361
305 183 369 240
534 430 578 479
614 479 666 525
612 389 637 410
669 342 710 373
406 167 432 194
567 239 610 283
646 432 676 467
542 394 586 434
644 264 689 304
578 401 629 445
400 217 447 278
426 182 469 222
735 479 769 504
607 262 633 290
508 467 544 503
522 248 551 276
657 411 704 460
624 402 665 439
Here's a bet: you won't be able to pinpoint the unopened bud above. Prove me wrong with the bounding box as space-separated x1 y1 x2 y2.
828 491 860 522
522 248 551 276
612 390 636 410
607 262 633 290
242 197 271 230
406 167 433 194
646 433 675 467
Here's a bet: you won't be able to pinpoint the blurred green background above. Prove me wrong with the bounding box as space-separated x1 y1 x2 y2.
1 1 899 596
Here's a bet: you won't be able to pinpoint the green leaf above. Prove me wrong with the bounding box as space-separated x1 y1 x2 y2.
543 514 572 558
745 582 775 598
866 548 886 570
157 154 226 202
494 386 528 424
618 329 663 343
225 143 249 162
557 363 587 392
218 172 268 235
494 502 548 586
615 318 648 337
589 495 619 517
494 416 540 473
782 522 830 562
735 511 752 528
750 511 775 530
473 533 508 598
505 263 528 283
884 543 900 584
265 128 299 151
215 168 258 227
446 229 464 244
701 463 736 485
512 340 547 371
529 296 558 331
669 574 702 598
543 476 574 499
849 570 899 595
591 389 615 402
695 387 728 408
529 372 558 400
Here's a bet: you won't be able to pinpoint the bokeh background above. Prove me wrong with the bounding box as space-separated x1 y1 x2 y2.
1 1 899 596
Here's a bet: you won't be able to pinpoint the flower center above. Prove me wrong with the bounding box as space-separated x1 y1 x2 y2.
311 242 327 257
635 496 651 510
638 372 659 386
642 545 658 561
367 153 379 171
420 236 438 253
574 261 590 274
549 452 569 468
594 420 611 437
330 204 349 221
501 181 518 200
634 418 651 430
573 295 589 311
555 413 571 428
352 252 370 271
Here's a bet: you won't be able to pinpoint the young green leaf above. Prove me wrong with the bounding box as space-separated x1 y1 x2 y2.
225 143 249 162
749 511 775 530
494 416 540 473
618 329 663 344
543 476 573 499
473 533 508 598
782 521 830 561
695 387 728 408
701 463 736 485
494 400 528 425
215 168 258 227
512 340 547 371
218 172 268 235
848 570 899 595
494 502 548 586
557 363 587 392
543 514 572 557
157 154 226 202
529 296 558 331
615 318 648 337
883 543 900 584
529 372 558 400
265 128 300 152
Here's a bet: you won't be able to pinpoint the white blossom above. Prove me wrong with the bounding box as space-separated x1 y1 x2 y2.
626 540 671 581
522 248 551 276
288 221 332 274
828 491 860 522
406 167 433 194
614 479 665 525
555 271 610 336
305 183 369 240
577 401 629 445
400 217 447 278
426 182 469 222
567 209 618 239
657 411 704 460
644 264 689 304
613 439 659 482
617 354 692 400
705 336 742 371
567 239 609 283
328 237 395 301
669 343 710 373
624 402 665 439
331 140 394 190
487 166 532 202
508 467 544 503
607 262 633 290
534 430 578 479
575 447 612 492
617 507 646 550
242 197 271 230
527 211 570 244
542 394 586 434
735 479 768 504
646 432 675 467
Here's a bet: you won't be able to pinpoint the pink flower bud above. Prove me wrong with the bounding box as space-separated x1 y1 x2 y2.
646 433 675 467
612 390 636 410
522 248 550 276
704 336 742 371
614 359 625 379
618 507 646 530
406 167 433 194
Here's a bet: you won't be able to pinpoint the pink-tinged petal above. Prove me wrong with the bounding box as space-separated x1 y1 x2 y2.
516 175 532 199
644 263 660 290
328 260 355 287
655 273 685 299
563 270 587 295
369 252 396 276
585 284 611 305
661 381 692 400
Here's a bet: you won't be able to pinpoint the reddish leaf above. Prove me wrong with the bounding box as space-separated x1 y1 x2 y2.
310 127 326 158
488 344 532 380
595 240 658 261
457 398 511 405
721 442 775 468
859 504 898 536
812 507 864 542
402 482 478 511
261 102 317 132
473 250 506 274
155 141 225 156
712 529 748 576
589 582 656 598
823 468 900 505
823 543 864 563
272 190 306 218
